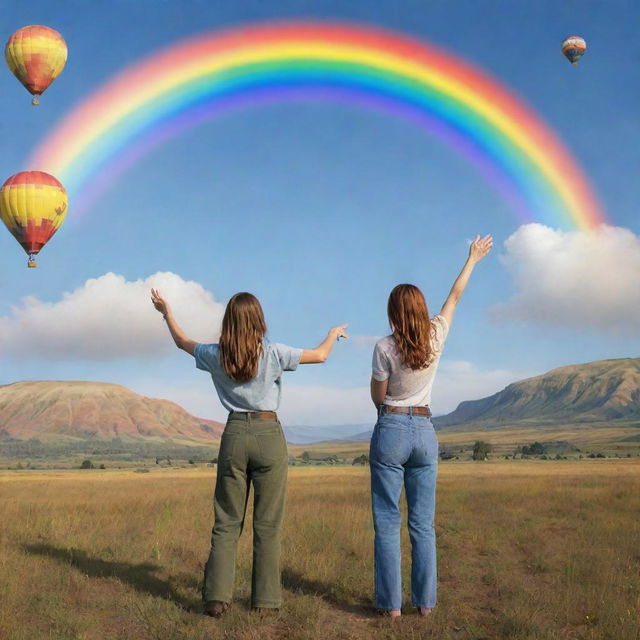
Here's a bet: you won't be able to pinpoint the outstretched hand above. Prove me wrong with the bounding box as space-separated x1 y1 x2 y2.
150 288 169 316
468 235 493 264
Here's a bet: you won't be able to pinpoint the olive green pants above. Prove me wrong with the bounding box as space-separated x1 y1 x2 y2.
203 413 288 608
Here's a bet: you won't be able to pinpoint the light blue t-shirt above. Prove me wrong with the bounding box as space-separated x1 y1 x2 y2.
194 340 303 412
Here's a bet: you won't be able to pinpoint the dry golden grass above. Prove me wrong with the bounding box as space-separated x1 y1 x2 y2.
1 462 639 639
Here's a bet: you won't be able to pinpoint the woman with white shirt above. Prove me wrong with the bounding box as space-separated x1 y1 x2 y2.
369 234 493 618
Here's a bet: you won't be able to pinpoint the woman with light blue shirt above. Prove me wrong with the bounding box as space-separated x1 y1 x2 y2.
151 289 347 617
369 234 492 618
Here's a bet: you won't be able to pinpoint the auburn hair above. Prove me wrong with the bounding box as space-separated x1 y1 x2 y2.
219 292 267 382
387 284 434 370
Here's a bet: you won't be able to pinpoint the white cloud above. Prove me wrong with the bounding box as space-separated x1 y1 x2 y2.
0 272 224 361
493 223 640 333
279 385 373 425
433 360 534 414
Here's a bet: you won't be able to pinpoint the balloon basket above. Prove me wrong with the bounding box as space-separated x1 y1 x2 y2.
31 96 40 106
27 259 37 268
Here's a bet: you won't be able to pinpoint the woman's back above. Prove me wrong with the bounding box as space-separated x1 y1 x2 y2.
372 314 449 407
195 340 302 412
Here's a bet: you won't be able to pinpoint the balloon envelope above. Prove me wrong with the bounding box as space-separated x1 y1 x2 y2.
0 171 68 267
5 25 67 104
561 36 587 66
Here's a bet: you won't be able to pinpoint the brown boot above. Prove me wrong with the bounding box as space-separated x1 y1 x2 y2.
204 601 229 618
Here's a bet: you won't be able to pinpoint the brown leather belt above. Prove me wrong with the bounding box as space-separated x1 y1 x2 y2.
381 405 432 417
230 410 278 420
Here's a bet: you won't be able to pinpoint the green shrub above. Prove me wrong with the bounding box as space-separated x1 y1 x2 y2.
80 459 94 469
522 442 546 456
472 441 492 461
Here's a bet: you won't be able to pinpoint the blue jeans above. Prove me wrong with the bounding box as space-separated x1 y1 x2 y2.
369 410 439 610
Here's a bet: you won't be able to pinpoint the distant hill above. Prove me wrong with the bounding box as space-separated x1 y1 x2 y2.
434 357 640 428
0 381 224 443
2 358 638 447
318 358 640 443
283 424 373 444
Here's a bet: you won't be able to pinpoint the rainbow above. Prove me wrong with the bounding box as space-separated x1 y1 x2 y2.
29 22 607 228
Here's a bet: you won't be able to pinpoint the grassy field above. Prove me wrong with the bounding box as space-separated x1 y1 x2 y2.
287 422 640 461
2 419 638 470
1 461 639 640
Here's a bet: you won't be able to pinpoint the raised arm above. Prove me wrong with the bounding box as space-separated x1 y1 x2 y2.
150 288 198 355
439 234 493 328
300 324 349 364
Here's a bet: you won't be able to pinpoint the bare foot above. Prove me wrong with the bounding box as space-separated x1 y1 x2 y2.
417 606 432 617
376 608 402 619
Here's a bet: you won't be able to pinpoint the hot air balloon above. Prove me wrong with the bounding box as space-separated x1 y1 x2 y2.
0 171 68 267
561 36 587 66
5 25 67 105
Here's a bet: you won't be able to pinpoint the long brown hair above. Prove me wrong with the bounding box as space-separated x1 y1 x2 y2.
387 284 434 370
219 292 267 382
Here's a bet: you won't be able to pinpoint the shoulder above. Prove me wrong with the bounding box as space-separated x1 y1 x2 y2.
375 335 395 350
196 343 219 356
430 314 450 347
268 339 303 371
431 314 449 333
266 340 288 357
373 335 397 358
194 343 220 365
194 343 219 371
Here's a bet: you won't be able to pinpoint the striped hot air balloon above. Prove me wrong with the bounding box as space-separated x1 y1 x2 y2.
5 25 67 105
561 36 587 66
0 171 68 267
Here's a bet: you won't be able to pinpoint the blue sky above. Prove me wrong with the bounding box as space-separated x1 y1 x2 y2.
1 0 638 426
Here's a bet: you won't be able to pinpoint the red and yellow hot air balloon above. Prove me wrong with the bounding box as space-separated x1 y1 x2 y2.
0 171 68 267
5 25 67 105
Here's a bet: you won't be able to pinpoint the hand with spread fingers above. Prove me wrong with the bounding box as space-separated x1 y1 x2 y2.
468 234 493 264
